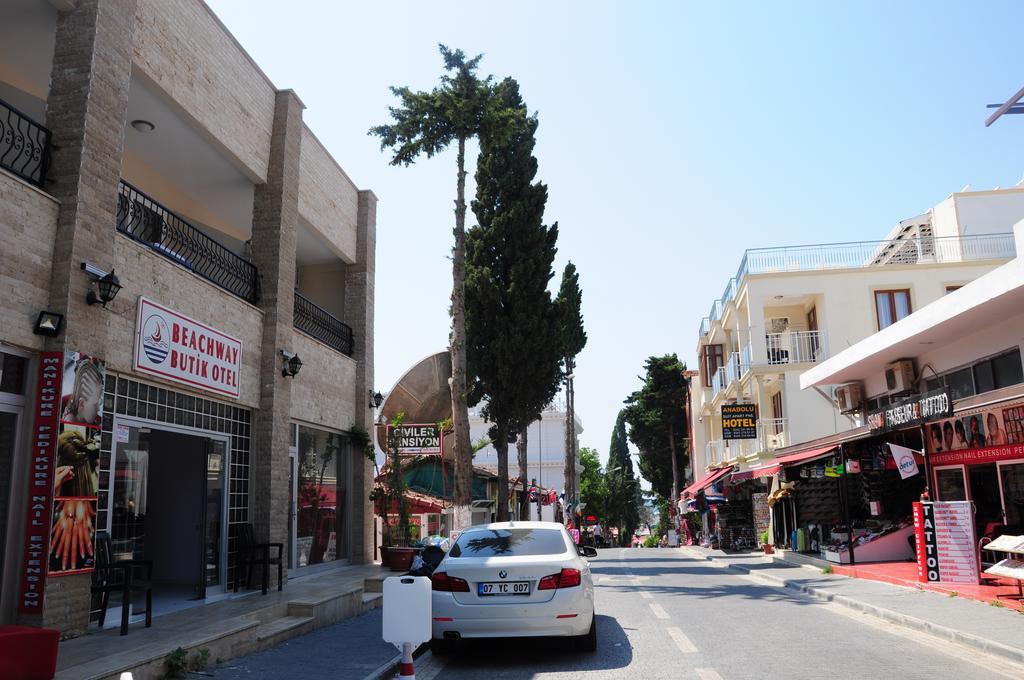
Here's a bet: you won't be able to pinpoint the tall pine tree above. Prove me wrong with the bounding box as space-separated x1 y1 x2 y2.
466 78 563 521
556 262 586 512
606 410 639 543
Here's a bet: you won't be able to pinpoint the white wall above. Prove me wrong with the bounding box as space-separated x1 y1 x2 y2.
951 189 1024 238
470 410 581 495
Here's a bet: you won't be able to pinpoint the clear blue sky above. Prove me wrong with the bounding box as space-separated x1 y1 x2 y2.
207 1 1024 473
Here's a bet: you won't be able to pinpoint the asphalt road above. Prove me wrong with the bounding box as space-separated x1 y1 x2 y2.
425 547 1022 680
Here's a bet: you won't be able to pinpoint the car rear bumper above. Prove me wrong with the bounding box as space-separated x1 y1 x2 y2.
431 591 593 639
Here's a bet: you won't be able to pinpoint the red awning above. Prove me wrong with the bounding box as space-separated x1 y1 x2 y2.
731 464 782 482
774 444 839 467
680 466 733 500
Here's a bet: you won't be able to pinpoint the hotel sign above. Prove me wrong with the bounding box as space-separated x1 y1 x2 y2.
134 297 242 398
722 403 757 440
388 424 442 454
868 388 952 433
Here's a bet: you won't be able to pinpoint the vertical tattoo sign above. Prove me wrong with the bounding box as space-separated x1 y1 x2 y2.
19 351 64 613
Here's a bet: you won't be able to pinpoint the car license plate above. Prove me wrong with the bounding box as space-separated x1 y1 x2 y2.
478 581 530 596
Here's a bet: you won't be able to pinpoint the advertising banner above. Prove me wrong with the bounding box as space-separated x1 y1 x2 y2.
134 297 242 398
49 352 105 577
888 443 920 480
388 424 442 454
867 388 952 433
913 501 978 584
721 403 757 440
19 352 63 613
924 400 1024 457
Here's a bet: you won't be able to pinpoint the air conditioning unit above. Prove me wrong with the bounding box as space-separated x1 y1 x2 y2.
885 359 916 394
769 317 790 333
835 383 864 413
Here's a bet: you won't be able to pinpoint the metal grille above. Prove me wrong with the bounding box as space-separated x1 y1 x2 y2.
0 97 50 187
116 180 260 303
294 291 354 356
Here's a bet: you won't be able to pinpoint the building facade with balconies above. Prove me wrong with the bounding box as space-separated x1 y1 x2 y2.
0 0 376 637
689 187 1024 481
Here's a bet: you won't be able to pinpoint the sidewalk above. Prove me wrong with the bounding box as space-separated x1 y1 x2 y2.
681 546 1024 664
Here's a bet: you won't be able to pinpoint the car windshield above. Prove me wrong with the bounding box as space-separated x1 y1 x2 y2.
448 528 568 557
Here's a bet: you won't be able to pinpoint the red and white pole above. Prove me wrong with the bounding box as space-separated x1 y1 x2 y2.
397 641 415 679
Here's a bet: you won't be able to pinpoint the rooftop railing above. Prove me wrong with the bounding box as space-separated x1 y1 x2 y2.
116 180 260 303
0 96 50 187
294 291 354 356
698 233 1015 339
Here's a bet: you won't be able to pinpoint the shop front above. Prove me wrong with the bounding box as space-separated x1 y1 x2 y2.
927 399 1024 539
288 424 352 572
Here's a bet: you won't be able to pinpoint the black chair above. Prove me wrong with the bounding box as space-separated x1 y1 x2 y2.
233 523 283 595
91 531 152 636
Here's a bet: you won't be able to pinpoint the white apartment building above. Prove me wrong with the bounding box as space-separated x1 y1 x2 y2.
470 405 584 520
689 187 1024 483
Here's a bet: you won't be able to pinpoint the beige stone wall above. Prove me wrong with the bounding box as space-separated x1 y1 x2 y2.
298 126 359 263
0 172 58 351
290 331 357 431
109 236 265 407
132 0 275 181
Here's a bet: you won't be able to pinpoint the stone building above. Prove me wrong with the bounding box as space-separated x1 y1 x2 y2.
0 0 376 637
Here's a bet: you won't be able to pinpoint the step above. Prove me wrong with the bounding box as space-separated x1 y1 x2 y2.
364 576 385 593
362 592 384 612
255 615 315 643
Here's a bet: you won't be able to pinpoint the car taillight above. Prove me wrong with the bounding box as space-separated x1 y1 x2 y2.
431 571 470 592
537 568 582 590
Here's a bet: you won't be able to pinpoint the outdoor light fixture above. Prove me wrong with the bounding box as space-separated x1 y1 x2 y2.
81 263 122 307
280 350 303 378
33 310 64 337
369 390 384 408
130 119 155 133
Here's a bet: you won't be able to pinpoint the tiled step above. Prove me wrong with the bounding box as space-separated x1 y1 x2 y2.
362 592 383 613
364 576 385 593
255 615 315 644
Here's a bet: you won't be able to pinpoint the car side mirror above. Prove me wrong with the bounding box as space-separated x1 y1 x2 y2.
579 546 598 558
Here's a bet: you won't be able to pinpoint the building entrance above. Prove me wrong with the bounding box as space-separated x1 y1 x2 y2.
108 420 228 619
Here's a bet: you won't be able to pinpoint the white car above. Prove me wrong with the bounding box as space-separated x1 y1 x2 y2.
430 521 598 654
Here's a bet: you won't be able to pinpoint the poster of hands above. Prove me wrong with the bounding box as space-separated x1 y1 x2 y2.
50 352 104 575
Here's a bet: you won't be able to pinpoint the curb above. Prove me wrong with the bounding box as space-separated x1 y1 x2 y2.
683 548 1024 665
360 644 432 680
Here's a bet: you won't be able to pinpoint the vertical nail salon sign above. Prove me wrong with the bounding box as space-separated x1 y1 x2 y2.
19 351 63 613
134 297 242 398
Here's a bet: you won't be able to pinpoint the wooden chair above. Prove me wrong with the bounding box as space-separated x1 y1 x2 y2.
233 523 283 595
91 531 153 636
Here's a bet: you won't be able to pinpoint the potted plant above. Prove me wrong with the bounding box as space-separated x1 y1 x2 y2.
760 530 774 555
374 413 416 571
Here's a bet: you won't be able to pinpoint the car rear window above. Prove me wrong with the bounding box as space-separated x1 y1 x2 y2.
449 528 569 557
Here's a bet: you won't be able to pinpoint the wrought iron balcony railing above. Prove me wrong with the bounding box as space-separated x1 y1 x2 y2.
294 291 354 356
116 180 260 303
1 97 51 187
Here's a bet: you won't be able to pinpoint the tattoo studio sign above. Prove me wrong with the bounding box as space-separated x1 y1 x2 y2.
19 351 63 613
868 388 952 434
134 297 242 398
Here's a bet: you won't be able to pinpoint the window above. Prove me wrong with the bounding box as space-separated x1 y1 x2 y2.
945 285 963 294
921 349 1022 402
771 391 784 434
875 289 912 330
0 352 28 395
296 426 349 566
701 344 724 388
992 349 1024 389
449 528 569 557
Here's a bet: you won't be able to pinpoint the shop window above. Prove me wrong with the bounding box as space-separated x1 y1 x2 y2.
992 349 1024 389
1001 463 1024 528
296 425 349 566
973 361 995 395
944 285 962 294
0 352 28 395
701 344 723 387
946 367 975 401
874 289 911 330
935 468 967 502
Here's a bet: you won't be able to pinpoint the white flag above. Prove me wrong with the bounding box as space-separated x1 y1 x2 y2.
888 443 920 480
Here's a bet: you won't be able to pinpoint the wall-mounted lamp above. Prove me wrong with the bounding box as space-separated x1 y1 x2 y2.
369 390 384 408
280 350 302 378
33 310 64 337
81 262 122 307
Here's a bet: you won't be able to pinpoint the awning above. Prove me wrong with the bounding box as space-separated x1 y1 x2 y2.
680 466 733 500
731 464 782 482
774 444 839 467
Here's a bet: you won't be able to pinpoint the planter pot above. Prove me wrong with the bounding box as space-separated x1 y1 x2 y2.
763 545 775 555
388 547 415 572
379 546 395 568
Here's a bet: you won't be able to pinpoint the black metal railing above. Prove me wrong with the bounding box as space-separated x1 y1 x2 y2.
0 97 51 187
116 180 260 303
294 291 354 356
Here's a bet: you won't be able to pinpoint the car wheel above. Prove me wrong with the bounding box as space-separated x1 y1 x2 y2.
430 637 456 655
575 614 597 652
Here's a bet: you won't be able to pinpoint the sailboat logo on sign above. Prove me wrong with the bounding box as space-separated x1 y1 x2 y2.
141 314 170 364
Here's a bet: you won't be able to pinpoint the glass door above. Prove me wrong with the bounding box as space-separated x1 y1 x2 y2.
202 439 227 597
934 466 967 501
997 461 1024 530
288 447 297 570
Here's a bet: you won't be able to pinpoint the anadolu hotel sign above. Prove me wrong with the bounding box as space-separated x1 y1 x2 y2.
134 297 243 398
722 403 758 440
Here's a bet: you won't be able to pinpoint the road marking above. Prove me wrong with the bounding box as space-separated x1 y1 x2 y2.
648 602 670 619
666 626 697 653
640 590 653 599
695 668 723 680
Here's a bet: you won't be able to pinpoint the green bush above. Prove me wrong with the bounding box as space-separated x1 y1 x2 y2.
643 535 659 548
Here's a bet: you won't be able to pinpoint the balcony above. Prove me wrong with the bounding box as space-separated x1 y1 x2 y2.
116 181 260 303
764 330 828 365
724 351 742 386
711 366 727 396
294 291 353 356
706 440 724 466
758 418 789 451
0 96 50 187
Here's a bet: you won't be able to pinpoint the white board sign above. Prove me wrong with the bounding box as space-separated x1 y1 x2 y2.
134 297 242 398
383 576 432 649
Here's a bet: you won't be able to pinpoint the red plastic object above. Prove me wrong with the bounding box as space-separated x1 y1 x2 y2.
0 625 60 680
